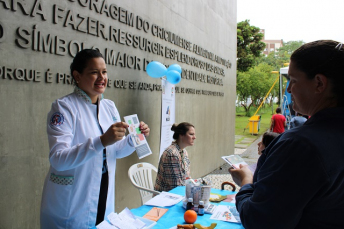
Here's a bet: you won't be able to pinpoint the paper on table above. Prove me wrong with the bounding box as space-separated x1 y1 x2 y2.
96 220 116 229
222 194 236 203
144 192 184 207
107 212 119 224
118 207 136 220
143 207 168 221
107 208 146 229
124 114 152 159
210 205 241 223
204 203 217 214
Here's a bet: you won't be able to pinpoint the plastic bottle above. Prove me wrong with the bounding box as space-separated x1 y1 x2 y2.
186 198 194 211
185 177 194 199
198 201 204 216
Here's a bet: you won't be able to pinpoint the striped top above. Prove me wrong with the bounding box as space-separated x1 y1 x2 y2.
154 142 191 192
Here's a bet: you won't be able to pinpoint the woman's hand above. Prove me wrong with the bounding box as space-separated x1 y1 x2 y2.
100 122 129 147
228 164 253 187
139 121 150 137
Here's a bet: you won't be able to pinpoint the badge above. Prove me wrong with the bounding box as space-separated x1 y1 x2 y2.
50 112 65 126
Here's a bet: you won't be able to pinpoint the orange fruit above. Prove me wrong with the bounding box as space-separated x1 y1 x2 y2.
184 210 197 224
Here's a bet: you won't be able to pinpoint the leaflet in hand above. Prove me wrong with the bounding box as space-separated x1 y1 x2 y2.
124 114 152 159
221 155 247 169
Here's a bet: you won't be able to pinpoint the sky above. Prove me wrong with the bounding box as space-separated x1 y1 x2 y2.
237 0 344 43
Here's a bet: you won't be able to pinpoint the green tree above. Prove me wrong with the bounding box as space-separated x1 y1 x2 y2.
277 40 305 56
237 20 266 72
257 51 288 71
258 40 305 70
256 40 305 105
237 63 277 116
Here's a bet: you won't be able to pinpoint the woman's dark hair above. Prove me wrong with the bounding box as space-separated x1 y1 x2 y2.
262 132 280 148
290 40 344 106
171 122 194 140
70 49 104 84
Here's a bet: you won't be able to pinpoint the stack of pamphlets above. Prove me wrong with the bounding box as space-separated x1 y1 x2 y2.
96 208 156 229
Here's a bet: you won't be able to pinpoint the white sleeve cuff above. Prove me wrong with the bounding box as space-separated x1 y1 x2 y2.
94 136 105 152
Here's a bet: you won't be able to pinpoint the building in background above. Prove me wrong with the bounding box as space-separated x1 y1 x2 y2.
260 29 283 55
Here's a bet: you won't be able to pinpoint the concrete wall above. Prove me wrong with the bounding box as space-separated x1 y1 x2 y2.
0 0 237 227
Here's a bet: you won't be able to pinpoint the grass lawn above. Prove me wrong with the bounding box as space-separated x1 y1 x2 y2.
235 105 276 143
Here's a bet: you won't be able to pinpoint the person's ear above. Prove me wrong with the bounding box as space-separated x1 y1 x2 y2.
73 70 81 83
314 74 328 94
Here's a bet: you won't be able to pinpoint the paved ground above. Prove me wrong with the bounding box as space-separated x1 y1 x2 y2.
202 135 263 191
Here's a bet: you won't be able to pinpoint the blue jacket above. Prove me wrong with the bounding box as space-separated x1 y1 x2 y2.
237 107 344 229
40 87 135 228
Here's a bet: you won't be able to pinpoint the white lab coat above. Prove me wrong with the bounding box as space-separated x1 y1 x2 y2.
40 87 135 229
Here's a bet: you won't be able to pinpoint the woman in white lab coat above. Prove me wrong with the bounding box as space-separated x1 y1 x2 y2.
40 49 150 229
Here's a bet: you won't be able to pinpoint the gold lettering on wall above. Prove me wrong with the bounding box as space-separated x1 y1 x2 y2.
1 0 230 96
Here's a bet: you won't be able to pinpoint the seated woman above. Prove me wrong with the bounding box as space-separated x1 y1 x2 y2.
154 122 196 192
249 132 280 172
258 132 280 155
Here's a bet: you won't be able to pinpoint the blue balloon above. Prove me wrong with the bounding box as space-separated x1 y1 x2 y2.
146 61 167 78
166 70 181 84
167 64 182 74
